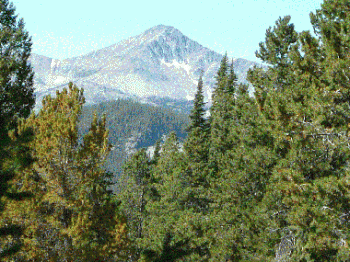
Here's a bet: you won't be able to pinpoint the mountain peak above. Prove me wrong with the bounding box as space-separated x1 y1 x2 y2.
136 25 204 64
145 24 178 34
141 24 186 42
30 25 259 112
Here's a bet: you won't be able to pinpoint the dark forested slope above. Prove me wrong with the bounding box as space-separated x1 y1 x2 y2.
78 98 190 185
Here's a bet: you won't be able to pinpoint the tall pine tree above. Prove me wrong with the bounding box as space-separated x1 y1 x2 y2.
1 83 129 261
208 53 242 176
248 8 350 260
141 132 210 261
118 148 153 261
0 0 35 258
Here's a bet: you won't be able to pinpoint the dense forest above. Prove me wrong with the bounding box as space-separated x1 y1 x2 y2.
79 98 190 190
2 0 350 261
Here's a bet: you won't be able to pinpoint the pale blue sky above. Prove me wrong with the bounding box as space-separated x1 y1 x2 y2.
11 0 324 62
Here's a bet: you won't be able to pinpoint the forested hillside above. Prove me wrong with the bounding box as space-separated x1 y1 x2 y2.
2 0 350 261
78 99 190 188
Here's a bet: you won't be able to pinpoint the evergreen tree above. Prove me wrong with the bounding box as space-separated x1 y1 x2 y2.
186 72 208 133
141 132 210 261
209 82 276 261
209 52 229 118
255 15 298 91
0 0 35 258
246 14 318 260
142 131 183 249
152 139 162 165
1 83 129 261
247 8 350 260
183 73 211 211
226 59 238 95
215 52 229 88
208 55 239 173
0 124 34 259
0 0 35 123
310 0 350 132
118 148 153 261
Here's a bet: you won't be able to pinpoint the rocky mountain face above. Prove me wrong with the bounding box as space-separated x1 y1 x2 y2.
29 25 259 111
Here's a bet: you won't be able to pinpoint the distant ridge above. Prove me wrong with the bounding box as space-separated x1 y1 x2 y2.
29 25 260 111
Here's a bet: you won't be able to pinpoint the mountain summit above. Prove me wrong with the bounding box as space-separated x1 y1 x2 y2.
29 25 258 110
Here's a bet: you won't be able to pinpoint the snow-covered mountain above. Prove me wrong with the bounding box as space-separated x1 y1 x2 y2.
29 25 259 110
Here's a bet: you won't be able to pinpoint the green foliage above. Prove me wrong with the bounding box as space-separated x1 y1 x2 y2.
0 0 35 123
186 73 207 133
0 124 35 259
78 98 190 183
139 232 207 262
145 96 195 116
1 83 129 261
209 54 241 174
0 0 35 258
208 81 276 261
119 132 211 261
118 148 153 261
152 139 162 165
117 1 350 261
246 5 350 260
183 74 211 214
5 0 350 261
144 132 211 262
226 59 238 95
120 73 212 262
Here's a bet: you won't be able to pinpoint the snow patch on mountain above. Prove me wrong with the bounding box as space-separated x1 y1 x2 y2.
50 59 61 72
161 58 192 76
